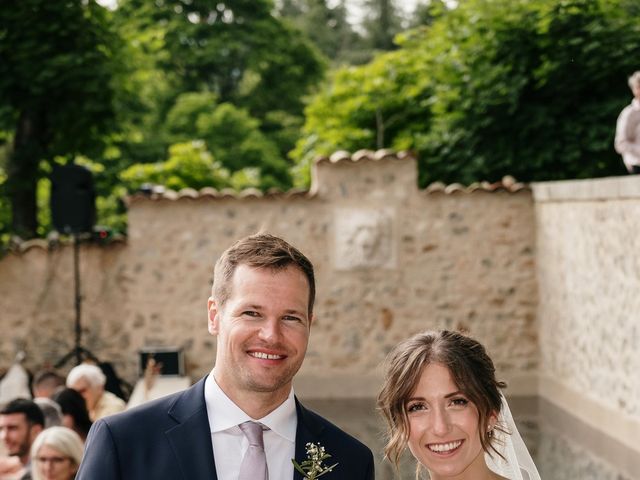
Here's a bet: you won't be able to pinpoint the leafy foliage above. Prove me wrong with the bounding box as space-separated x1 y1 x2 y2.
165 94 291 189
113 0 325 157
0 0 327 243
361 0 404 51
417 0 635 184
276 0 372 65
120 141 230 191
293 0 638 186
3 0 639 244
0 0 118 237
291 32 433 185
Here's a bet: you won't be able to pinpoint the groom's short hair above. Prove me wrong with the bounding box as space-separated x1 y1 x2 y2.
212 233 315 315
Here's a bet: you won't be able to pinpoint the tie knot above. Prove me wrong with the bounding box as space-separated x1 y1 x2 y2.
239 421 265 448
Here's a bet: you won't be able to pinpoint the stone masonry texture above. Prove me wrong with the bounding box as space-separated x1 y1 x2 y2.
0 153 538 394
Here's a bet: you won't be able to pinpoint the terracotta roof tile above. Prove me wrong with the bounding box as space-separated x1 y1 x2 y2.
425 176 529 194
176 188 199 199
165 190 181 200
351 149 376 161
316 148 417 165
425 182 446 193
123 152 527 203
238 188 263 199
198 187 220 199
7 234 126 254
329 150 352 163
444 183 466 194
19 238 49 252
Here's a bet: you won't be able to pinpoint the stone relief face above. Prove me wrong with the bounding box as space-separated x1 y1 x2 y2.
335 208 395 269
350 223 380 259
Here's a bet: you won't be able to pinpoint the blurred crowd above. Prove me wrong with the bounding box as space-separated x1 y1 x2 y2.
0 361 126 480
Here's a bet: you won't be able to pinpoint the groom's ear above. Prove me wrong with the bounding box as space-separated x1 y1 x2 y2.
207 297 220 335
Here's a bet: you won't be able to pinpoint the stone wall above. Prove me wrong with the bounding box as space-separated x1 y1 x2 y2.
532 175 640 454
0 151 538 398
3 153 639 455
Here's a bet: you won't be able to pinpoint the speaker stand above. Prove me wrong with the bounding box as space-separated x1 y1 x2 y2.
55 234 99 369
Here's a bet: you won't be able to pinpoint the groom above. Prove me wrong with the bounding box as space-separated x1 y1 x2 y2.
76 233 374 480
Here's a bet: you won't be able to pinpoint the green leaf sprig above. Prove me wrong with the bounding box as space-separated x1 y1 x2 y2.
292 442 339 479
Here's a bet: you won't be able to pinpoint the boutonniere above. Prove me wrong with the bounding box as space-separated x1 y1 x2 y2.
292 442 339 479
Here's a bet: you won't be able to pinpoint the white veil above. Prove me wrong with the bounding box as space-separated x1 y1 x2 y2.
485 395 541 480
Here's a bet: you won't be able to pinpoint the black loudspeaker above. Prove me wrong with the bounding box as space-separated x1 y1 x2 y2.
51 164 96 233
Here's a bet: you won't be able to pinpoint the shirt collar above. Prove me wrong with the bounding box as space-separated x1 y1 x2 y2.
632 98 640 109
204 371 297 442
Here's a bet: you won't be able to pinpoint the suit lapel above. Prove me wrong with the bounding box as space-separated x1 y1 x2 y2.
293 398 325 480
165 377 218 480
161 387 331 480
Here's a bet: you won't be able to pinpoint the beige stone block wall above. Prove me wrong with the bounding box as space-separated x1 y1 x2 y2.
532 175 640 454
0 154 538 399
0 241 132 374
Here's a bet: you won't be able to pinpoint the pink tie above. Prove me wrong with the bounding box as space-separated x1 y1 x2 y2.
238 421 268 480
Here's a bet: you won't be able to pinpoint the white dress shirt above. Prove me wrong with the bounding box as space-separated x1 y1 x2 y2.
204 372 297 480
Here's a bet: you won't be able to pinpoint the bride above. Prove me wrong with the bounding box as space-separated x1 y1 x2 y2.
377 330 540 480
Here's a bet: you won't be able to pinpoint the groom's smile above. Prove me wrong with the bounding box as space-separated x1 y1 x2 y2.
208 264 312 410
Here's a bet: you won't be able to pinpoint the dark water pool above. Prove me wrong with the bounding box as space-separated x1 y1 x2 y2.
303 396 638 480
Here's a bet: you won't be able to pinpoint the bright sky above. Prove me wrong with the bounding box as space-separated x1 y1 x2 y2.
96 0 459 23
340 0 459 23
335 0 421 24
95 0 117 9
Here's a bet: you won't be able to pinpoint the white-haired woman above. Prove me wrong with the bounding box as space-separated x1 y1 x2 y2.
31 426 84 480
66 363 125 421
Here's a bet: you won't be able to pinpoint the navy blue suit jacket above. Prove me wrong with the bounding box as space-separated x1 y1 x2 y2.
76 377 374 480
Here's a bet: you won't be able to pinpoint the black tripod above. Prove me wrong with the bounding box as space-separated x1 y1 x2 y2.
55 233 99 368
51 163 98 368
50 164 131 399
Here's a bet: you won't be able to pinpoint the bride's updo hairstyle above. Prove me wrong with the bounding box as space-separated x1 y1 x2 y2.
377 329 507 470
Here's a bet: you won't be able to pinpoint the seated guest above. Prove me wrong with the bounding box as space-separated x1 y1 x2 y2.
65 365 124 421
31 371 64 400
50 390 92 443
30 427 83 480
0 398 45 479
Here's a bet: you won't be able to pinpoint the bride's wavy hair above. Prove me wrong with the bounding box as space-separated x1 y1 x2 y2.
377 329 507 476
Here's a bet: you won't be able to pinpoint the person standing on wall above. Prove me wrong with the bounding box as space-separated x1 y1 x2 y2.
76 233 375 480
615 71 640 174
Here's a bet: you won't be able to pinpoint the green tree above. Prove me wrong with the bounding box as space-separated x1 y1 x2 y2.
293 0 639 186
276 0 371 65
0 0 118 238
165 93 291 189
418 0 636 184
408 0 449 28
196 104 291 189
361 0 403 51
120 141 230 192
114 0 325 158
291 30 433 185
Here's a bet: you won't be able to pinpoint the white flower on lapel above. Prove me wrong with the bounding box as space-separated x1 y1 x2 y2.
291 442 339 479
